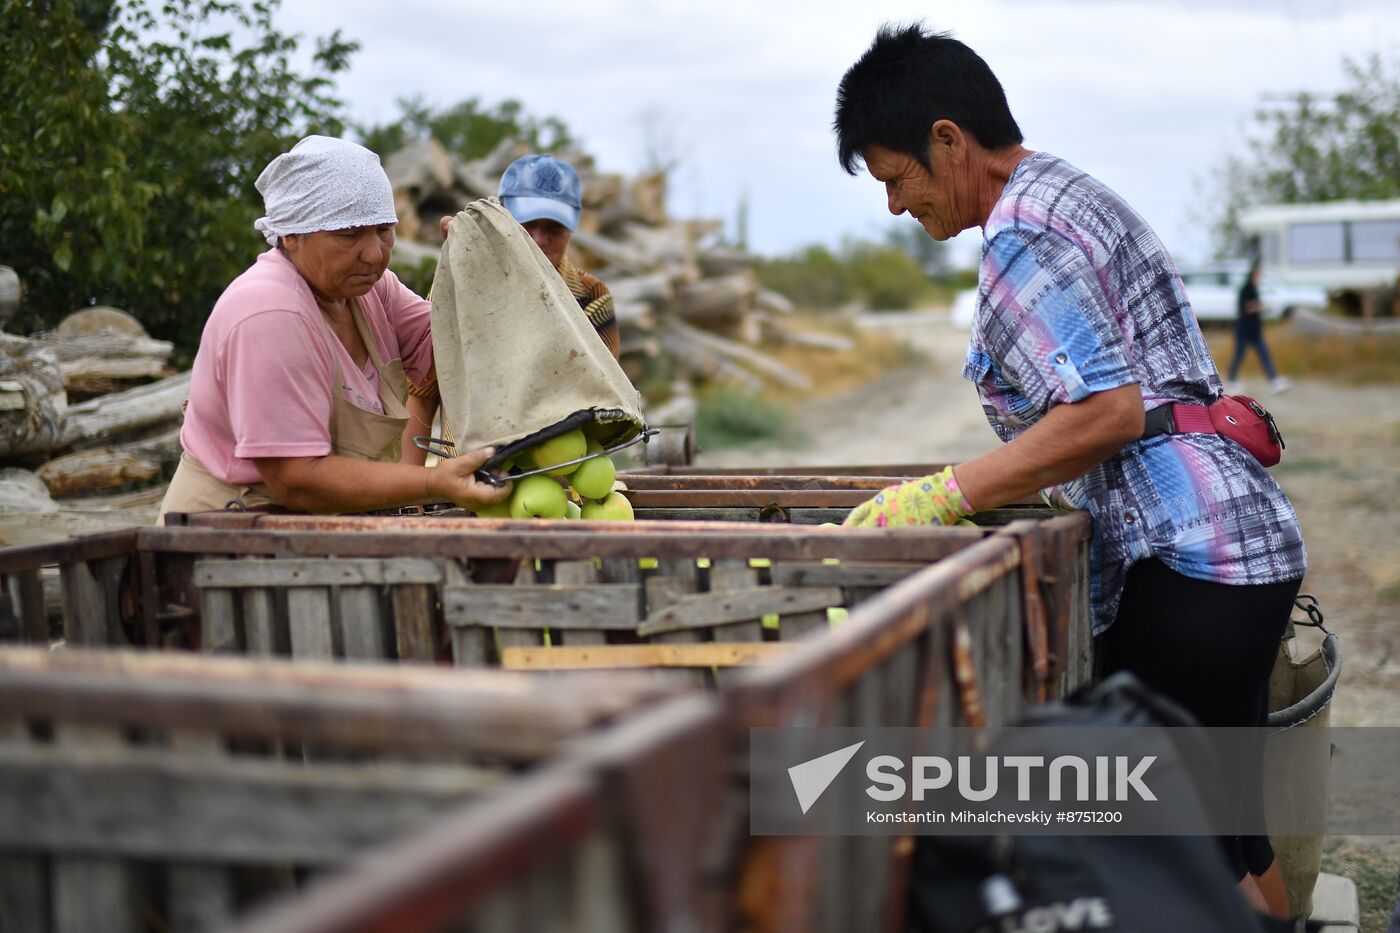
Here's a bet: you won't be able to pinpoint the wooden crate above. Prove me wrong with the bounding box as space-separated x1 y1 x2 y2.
1 522 992 683
0 646 688 933
0 514 1095 932
211 518 1095 933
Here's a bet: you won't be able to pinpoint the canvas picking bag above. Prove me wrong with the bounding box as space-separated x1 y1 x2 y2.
429 198 645 471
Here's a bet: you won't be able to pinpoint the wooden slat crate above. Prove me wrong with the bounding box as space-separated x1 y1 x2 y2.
0 507 1096 932
0 522 998 683
213 521 1095 933
0 646 686 933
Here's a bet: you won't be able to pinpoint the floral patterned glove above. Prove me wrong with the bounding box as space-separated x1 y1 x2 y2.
842 466 974 528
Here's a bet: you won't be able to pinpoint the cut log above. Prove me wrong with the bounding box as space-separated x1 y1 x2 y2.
57 372 190 449
34 332 173 364
37 427 181 497
31 331 175 399
657 326 763 392
569 230 652 275
613 301 655 330
450 155 498 200
0 335 67 457
618 223 695 274
596 172 668 230
675 272 756 323
39 452 159 498
0 266 19 327
665 318 813 391
384 138 455 194
755 288 796 316
757 313 854 351
698 248 758 277
55 307 147 337
607 273 674 307
475 136 528 176
581 173 624 211
630 172 669 227
60 360 173 400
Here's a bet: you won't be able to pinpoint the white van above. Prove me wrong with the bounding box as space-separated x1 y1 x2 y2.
1238 199 1400 292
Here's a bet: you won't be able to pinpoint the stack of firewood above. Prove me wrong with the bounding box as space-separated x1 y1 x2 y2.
0 285 184 505
384 136 850 412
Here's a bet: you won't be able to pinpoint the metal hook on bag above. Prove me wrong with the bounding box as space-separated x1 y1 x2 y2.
1292 593 1326 633
412 435 459 460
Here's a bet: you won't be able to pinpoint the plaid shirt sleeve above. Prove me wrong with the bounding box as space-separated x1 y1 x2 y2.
979 227 1136 415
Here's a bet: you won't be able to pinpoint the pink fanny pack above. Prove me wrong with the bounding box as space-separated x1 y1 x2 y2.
1141 395 1285 467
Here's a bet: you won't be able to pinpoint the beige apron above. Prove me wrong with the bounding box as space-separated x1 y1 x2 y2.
159 300 411 518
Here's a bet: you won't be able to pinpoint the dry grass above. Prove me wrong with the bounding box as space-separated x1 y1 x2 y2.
1322 838 1399 932
1204 322 1400 385
764 312 925 400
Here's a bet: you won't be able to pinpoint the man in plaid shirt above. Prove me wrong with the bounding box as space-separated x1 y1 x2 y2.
836 23 1305 916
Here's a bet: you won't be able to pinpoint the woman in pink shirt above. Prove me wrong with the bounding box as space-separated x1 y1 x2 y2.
159 136 509 517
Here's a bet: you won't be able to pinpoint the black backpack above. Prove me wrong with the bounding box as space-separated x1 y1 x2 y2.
905 673 1321 933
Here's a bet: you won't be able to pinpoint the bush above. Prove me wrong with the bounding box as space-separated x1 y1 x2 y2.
842 241 934 311
756 246 850 310
0 0 357 352
756 238 940 312
694 387 798 449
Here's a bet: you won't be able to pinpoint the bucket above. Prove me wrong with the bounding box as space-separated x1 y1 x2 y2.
1265 595 1342 919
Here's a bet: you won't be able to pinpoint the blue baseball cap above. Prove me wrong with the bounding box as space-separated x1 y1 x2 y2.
498 154 581 232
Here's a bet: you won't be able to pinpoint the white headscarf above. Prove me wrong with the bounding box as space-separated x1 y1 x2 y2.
253 136 398 246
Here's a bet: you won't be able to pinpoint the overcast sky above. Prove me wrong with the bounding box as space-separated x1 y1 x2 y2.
278 0 1396 266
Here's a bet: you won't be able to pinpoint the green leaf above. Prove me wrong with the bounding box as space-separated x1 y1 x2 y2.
50 196 68 224
53 242 73 272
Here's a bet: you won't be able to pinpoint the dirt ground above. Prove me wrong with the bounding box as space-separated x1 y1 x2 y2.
699 310 1400 731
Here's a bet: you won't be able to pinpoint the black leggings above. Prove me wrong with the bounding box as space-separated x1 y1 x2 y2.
1096 558 1301 878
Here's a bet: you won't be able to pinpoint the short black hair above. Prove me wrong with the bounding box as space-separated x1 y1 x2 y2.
834 23 1023 175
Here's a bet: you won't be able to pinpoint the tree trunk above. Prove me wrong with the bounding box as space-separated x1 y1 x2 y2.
36 425 181 497
58 371 190 449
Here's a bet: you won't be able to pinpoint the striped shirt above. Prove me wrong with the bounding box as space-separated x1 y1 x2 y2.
964 152 1306 635
560 257 620 360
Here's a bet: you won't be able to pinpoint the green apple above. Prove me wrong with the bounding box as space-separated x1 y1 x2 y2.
568 453 616 500
473 498 513 518
580 490 634 521
564 500 582 520
530 429 587 476
510 475 568 519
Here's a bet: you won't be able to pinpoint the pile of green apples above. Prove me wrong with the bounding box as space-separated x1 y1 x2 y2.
473 428 634 521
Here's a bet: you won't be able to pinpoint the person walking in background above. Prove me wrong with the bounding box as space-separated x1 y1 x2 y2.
1228 260 1291 393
